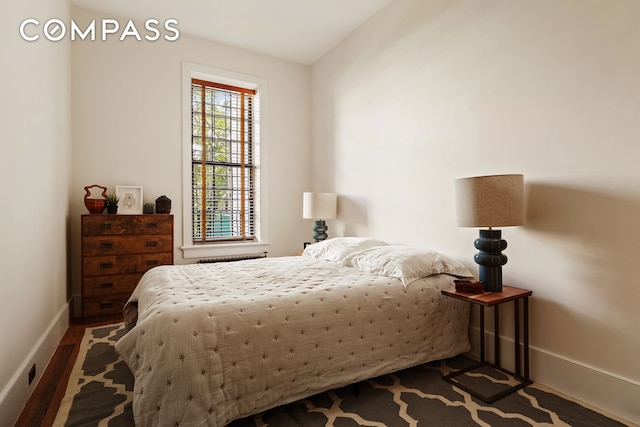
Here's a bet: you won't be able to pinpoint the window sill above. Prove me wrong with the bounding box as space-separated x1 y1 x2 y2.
181 241 271 260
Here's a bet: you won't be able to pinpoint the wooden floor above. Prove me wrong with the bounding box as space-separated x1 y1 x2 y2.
13 320 114 427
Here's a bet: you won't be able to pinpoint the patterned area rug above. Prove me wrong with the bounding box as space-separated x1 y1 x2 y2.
53 323 633 427
53 324 134 426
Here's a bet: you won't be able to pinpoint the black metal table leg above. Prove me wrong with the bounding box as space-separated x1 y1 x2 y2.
480 305 485 362
524 296 530 381
515 298 521 376
494 305 500 367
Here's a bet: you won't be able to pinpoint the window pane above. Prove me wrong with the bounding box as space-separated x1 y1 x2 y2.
191 80 256 243
192 163 203 240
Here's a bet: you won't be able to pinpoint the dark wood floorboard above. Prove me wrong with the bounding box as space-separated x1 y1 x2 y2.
31 344 75 426
13 320 118 427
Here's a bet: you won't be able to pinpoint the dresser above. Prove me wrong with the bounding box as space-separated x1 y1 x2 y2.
81 214 174 321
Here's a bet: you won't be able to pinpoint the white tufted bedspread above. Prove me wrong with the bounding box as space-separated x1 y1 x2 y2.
115 256 470 427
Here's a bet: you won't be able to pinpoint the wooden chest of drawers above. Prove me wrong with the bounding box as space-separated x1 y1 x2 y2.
81 214 174 321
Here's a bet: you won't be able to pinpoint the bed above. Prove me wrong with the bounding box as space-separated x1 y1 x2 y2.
115 238 473 427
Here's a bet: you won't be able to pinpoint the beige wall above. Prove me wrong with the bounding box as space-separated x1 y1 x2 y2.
69 6 312 307
311 0 640 423
0 0 71 424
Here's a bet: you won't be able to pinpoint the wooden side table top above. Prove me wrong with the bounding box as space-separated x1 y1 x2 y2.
441 285 532 307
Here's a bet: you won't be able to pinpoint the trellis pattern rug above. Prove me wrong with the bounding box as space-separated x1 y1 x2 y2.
53 323 134 426
53 323 633 426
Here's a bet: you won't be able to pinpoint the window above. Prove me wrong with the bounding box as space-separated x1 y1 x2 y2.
191 79 256 243
182 62 269 259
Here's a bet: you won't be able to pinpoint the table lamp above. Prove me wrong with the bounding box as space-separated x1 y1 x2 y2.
455 174 525 292
303 192 337 242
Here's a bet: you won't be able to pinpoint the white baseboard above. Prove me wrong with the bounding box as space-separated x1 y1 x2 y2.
0 302 70 427
469 325 640 426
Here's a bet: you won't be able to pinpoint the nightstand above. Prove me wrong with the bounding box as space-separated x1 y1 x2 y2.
441 285 533 402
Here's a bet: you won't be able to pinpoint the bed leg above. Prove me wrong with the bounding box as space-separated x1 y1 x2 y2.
353 382 360 397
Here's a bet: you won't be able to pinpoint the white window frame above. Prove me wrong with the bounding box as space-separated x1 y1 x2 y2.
181 62 270 259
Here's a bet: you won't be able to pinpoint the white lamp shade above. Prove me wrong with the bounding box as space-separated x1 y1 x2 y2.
455 174 525 227
303 192 337 220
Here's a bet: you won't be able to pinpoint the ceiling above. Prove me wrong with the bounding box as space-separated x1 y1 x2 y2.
69 0 393 65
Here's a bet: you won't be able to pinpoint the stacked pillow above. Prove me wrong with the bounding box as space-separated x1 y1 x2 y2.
302 237 473 286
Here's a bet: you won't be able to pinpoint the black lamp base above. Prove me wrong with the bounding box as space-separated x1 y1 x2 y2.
312 220 328 242
473 229 508 292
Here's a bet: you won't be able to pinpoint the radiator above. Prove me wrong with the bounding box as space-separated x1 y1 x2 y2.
197 252 268 264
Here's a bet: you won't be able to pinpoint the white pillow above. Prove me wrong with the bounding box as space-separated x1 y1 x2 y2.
302 237 388 264
343 245 473 286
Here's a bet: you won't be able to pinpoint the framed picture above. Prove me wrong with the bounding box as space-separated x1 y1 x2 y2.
115 185 143 214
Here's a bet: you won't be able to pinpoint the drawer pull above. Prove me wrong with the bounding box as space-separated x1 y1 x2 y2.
100 223 113 229
99 282 114 289
146 260 159 266
146 222 159 229
100 302 114 309
100 262 114 269
145 241 158 247
100 242 114 249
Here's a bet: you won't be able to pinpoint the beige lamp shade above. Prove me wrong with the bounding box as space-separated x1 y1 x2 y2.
303 192 337 220
455 174 525 227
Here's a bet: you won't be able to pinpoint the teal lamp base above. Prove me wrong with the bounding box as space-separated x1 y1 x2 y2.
312 220 328 242
474 229 508 292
